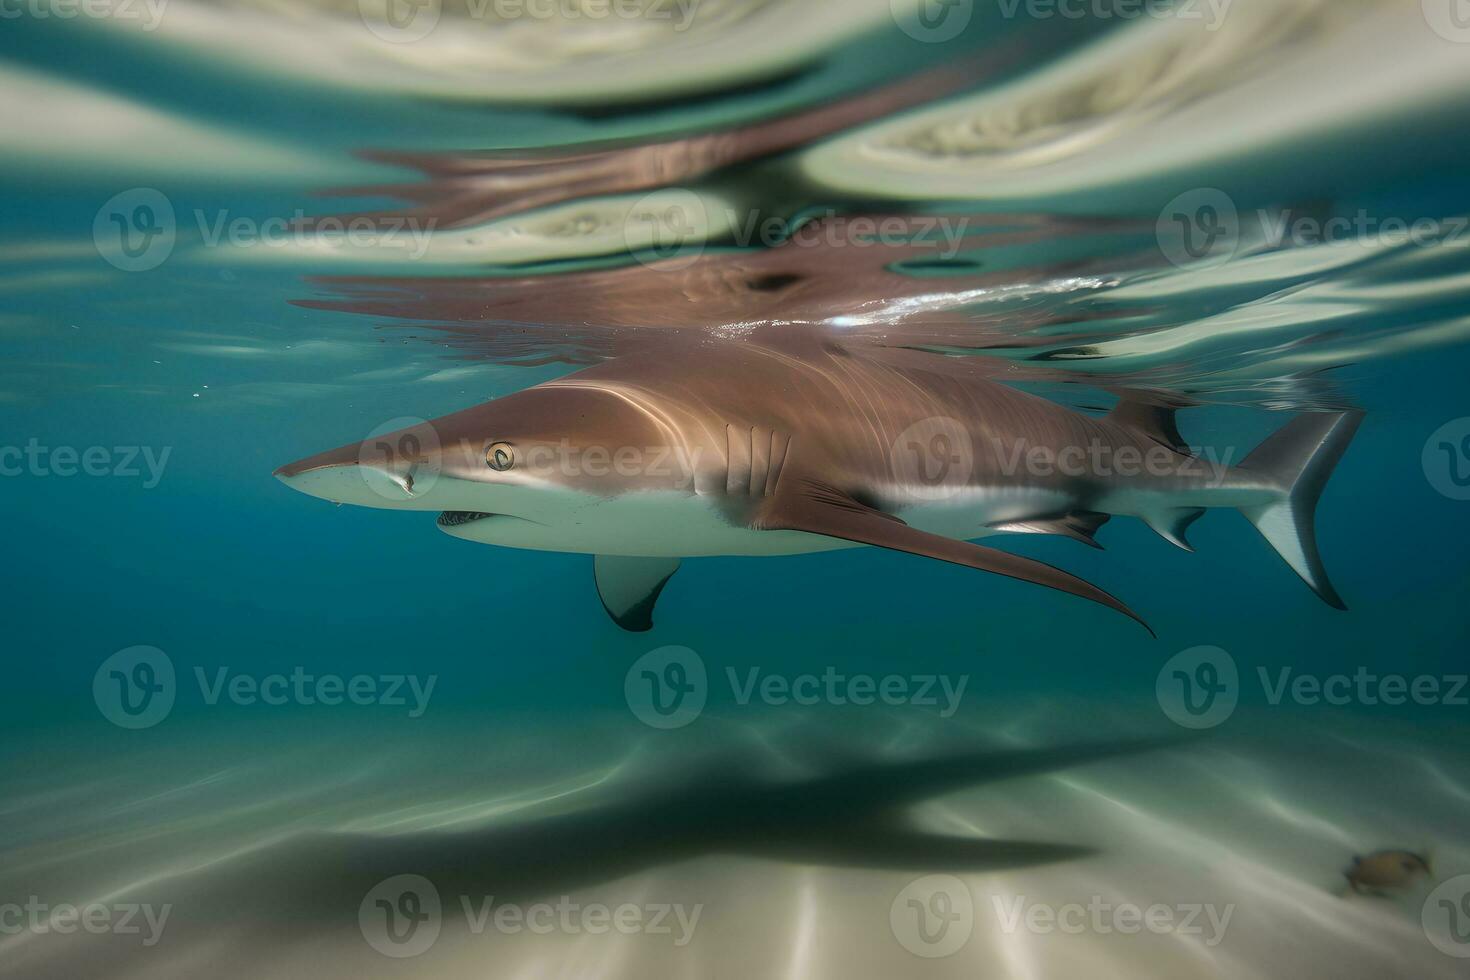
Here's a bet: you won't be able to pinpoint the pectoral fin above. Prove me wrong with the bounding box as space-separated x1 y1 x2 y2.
593 555 681 632
755 481 1151 634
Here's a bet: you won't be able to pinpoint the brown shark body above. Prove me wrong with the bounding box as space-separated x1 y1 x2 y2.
276 334 1361 632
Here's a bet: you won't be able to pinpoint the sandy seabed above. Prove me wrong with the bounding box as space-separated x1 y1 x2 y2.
2 700 1465 980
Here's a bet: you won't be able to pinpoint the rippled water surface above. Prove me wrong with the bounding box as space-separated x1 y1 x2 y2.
4 2 1470 978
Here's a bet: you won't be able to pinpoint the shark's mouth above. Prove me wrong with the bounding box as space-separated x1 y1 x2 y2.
437 511 495 528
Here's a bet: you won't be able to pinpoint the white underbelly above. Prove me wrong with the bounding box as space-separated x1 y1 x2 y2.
457 486 1075 557
896 486 1073 540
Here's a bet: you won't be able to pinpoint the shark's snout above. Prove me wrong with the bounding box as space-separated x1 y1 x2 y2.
273 440 359 482
274 441 429 508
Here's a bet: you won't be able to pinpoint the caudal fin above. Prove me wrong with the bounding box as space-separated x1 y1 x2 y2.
1238 411 1363 609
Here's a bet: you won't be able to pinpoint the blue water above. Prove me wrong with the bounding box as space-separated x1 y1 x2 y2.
4 3 1470 978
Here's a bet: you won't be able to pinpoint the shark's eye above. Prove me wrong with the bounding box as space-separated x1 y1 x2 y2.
486 442 515 472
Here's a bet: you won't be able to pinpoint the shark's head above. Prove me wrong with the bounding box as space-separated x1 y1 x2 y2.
274 383 694 548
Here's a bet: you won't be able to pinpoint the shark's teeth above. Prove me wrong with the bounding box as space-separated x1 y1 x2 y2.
437 511 493 528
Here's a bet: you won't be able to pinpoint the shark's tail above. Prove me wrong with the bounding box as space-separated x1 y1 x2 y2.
1237 411 1364 609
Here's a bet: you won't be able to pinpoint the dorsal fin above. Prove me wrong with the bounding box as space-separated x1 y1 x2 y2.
1108 391 1190 454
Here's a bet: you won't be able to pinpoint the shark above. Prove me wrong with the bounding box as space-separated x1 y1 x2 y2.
276 333 1362 634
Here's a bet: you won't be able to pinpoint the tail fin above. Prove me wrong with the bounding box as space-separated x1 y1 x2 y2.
1238 411 1364 609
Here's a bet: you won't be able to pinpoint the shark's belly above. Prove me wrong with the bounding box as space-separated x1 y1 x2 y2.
893 485 1074 539
467 492 856 556
463 486 1073 557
